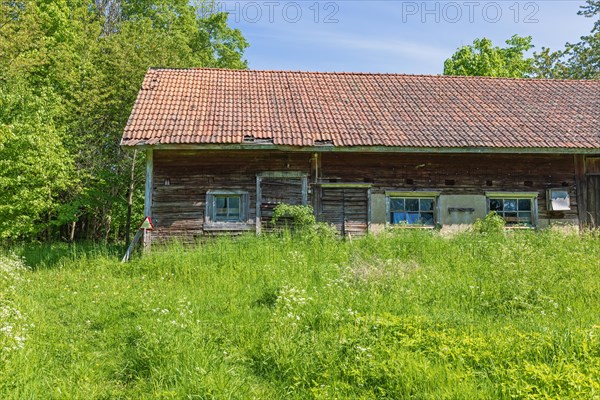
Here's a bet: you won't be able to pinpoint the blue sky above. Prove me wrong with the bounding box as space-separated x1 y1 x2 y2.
218 1 595 74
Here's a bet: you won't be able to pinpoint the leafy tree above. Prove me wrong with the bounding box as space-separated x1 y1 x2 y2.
0 81 75 240
533 0 600 79
444 35 534 78
0 0 248 242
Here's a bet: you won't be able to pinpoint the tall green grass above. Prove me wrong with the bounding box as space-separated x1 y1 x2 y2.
1 230 599 398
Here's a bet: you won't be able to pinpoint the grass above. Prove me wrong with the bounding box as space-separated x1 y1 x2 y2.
1 229 600 399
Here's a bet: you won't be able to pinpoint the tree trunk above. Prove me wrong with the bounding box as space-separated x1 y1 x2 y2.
69 221 76 241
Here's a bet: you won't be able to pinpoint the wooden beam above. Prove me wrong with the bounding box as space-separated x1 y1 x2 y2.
122 229 143 262
310 153 320 216
257 171 307 178
301 176 308 205
367 187 372 234
143 148 154 249
255 175 262 235
144 148 154 217
318 183 373 188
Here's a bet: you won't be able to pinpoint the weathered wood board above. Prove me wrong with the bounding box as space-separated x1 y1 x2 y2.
151 150 582 240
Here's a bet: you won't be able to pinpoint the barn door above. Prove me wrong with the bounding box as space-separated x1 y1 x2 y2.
586 175 600 227
585 157 600 227
256 173 308 232
319 186 370 236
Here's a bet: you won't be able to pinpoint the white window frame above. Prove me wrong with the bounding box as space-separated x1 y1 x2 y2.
385 191 440 228
485 191 538 227
205 190 250 224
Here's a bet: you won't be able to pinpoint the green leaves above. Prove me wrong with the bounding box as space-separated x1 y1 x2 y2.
444 1 599 79
443 34 534 78
533 0 600 79
0 81 76 239
0 0 248 241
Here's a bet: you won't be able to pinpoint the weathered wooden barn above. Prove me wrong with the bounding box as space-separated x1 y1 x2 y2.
121 68 600 240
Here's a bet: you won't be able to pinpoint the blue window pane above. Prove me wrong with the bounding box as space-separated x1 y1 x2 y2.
518 212 531 223
420 199 433 211
391 212 407 224
421 212 434 226
406 199 419 211
504 199 517 211
518 199 531 211
406 213 420 224
215 196 242 221
390 198 404 212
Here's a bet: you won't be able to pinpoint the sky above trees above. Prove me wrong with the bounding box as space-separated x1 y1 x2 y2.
221 0 596 73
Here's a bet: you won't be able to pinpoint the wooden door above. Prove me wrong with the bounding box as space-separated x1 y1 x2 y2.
585 157 600 227
258 175 307 231
586 175 600 227
319 187 369 236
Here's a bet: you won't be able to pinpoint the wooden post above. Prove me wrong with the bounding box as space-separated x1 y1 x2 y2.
144 148 154 218
310 153 321 218
144 148 154 249
255 175 262 235
143 228 151 252
367 187 372 234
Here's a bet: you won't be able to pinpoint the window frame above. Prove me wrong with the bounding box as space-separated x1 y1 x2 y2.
205 190 250 226
547 188 571 211
485 191 538 228
385 191 439 228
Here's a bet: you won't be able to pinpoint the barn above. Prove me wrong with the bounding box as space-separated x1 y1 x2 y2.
120 68 600 241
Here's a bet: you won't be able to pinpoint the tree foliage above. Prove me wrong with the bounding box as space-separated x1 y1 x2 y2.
533 0 600 79
0 80 75 239
443 35 534 78
0 0 248 241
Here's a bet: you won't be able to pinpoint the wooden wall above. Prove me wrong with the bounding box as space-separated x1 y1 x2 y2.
152 150 310 240
320 152 579 223
151 150 580 240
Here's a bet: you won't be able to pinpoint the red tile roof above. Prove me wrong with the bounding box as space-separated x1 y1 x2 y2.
121 68 600 150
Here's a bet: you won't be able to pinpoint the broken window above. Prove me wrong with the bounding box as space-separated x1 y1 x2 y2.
388 197 435 226
547 189 570 211
486 193 537 226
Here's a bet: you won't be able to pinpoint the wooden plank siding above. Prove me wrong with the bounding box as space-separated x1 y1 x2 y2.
319 186 370 236
152 150 311 241
260 177 306 232
585 157 600 227
320 152 580 224
151 150 581 241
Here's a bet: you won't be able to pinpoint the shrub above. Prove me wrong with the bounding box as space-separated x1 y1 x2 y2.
271 204 337 239
271 204 316 230
473 211 505 235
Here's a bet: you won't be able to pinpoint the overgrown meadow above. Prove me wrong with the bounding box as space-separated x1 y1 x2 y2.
1 229 599 399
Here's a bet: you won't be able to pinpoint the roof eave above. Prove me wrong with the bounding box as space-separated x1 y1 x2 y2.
119 142 600 155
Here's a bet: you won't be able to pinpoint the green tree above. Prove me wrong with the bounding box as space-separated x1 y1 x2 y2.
533 0 600 79
0 0 248 242
444 35 534 78
0 80 75 240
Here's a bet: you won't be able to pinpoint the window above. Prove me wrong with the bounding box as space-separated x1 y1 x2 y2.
215 195 241 222
486 192 537 227
206 190 249 224
386 192 438 226
547 189 570 211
